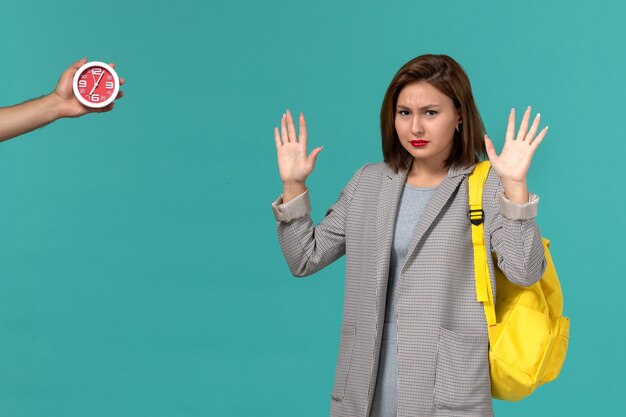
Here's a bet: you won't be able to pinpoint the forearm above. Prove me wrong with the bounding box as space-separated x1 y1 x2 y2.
492 205 546 286
274 191 346 277
272 165 366 277
0 93 63 142
486 170 546 287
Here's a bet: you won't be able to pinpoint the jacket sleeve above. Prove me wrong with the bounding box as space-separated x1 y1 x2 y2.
271 165 366 277
485 169 547 287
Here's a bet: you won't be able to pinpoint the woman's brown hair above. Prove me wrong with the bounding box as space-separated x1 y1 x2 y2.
381 54 487 173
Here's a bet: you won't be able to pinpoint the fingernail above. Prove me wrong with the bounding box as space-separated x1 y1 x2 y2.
537 113 541 118
545 126 549 130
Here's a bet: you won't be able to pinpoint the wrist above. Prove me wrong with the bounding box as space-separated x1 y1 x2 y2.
283 179 306 187
43 92 65 120
282 181 307 203
501 179 529 204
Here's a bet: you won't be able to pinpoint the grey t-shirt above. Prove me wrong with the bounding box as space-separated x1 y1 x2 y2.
385 183 438 325
369 183 438 417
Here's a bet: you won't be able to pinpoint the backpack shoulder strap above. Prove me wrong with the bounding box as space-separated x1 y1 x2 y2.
468 161 497 326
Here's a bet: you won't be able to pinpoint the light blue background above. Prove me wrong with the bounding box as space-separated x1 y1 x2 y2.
0 0 623 415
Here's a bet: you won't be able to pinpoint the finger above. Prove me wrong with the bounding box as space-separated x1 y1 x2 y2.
109 62 116 69
274 126 282 149
280 113 289 144
516 106 531 141
299 112 307 148
525 113 541 143
286 109 298 144
115 90 124 100
530 126 549 150
73 57 87 69
93 102 114 113
484 135 498 162
505 108 515 143
119 78 125 85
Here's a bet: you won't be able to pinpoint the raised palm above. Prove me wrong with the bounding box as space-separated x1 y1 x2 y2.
274 110 323 185
484 106 548 184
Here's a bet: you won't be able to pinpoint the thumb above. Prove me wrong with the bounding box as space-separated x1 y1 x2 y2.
307 146 324 169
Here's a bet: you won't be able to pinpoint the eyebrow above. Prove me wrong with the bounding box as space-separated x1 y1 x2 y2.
396 104 441 110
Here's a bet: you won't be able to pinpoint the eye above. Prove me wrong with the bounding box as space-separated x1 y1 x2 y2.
397 110 410 116
425 110 438 116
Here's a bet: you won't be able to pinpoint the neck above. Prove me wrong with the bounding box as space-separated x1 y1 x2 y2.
410 156 450 178
406 158 449 188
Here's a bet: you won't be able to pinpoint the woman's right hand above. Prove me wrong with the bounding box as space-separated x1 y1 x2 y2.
274 110 323 188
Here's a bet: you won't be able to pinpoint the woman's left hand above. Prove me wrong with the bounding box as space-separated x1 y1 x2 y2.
484 106 548 203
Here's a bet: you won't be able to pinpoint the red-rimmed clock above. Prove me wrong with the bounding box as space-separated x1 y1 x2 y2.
72 61 120 108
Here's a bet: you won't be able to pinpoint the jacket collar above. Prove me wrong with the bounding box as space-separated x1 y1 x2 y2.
382 161 477 181
374 160 478 306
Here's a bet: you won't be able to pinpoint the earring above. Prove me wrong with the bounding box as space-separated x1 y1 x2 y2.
455 123 462 133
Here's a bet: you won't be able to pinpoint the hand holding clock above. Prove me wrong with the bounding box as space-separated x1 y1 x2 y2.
60 58 125 116
0 58 125 142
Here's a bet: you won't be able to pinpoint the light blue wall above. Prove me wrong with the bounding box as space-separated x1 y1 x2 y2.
0 0 622 415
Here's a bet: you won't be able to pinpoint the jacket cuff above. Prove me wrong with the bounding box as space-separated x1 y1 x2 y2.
499 192 539 220
271 188 311 222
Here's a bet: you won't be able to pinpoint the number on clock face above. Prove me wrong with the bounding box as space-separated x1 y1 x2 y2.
76 66 115 105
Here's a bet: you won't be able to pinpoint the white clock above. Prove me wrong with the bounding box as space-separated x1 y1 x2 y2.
72 61 120 108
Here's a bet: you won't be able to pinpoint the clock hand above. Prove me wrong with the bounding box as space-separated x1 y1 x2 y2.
89 71 106 96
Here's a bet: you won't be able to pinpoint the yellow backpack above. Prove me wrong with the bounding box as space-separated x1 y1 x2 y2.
468 161 570 401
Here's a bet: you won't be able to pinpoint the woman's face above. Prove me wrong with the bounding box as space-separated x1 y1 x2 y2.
395 81 461 167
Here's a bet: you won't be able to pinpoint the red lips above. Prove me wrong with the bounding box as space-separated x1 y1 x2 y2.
410 140 428 147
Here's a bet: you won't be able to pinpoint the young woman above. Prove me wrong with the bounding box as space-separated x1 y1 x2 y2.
271 54 547 417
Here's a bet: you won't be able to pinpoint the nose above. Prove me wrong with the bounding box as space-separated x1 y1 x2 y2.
410 116 423 136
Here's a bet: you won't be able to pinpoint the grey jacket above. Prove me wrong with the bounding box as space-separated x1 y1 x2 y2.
272 162 546 417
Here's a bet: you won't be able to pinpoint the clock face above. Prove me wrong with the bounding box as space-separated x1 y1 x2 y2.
72 61 119 108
